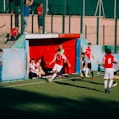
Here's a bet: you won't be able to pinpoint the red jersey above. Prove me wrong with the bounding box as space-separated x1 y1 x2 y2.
84 47 92 60
11 28 18 37
37 6 43 16
54 53 66 66
103 54 114 68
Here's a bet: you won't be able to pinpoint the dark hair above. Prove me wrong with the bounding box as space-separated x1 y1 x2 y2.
88 42 91 45
30 58 35 63
57 48 61 52
105 48 111 54
0 49 3 52
81 52 85 55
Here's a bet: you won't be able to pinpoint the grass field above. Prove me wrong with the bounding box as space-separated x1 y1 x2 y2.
0 72 119 119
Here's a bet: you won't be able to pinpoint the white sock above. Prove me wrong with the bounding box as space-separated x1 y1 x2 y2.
104 79 108 89
82 68 86 71
86 68 89 75
109 79 113 88
51 73 57 80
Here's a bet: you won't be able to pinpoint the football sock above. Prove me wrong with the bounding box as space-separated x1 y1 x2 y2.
91 71 94 78
86 68 89 75
51 73 57 80
98 64 101 71
104 79 108 89
81 70 85 77
109 79 113 88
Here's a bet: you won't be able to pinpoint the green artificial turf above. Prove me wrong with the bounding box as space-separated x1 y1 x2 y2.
0 73 119 119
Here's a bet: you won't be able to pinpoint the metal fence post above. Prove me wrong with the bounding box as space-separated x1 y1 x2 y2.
69 15 71 33
62 0 66 34
43 0 46 34
31 12 34 33
20 0 24 35
85 25 87 39
80 0 83 34
80 15 83 34
96 17 99 45
114 18 117 53
103 25 105 45
51 14 53 33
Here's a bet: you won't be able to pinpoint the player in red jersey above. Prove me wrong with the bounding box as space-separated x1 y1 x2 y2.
37 2 43 33
47 48 71 82
10 27 19 39
102 48 117 93
84 42 94 79
4 25 19 43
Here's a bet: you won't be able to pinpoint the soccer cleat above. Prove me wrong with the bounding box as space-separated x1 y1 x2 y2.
85 74 90 77
47 78 52 82
107 88 110 93
81 71 85 78
92 77 94 80
105 89 107 93
105 88 110 93
112 82 117 87
80 73 83 77
32 77 38 80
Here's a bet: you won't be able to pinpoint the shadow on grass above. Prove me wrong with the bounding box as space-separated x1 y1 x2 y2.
0 86 119 119
70 78 103 85
55 81 104 93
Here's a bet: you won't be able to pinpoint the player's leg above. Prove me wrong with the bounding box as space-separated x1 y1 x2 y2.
85 67 90 77
81 63 86 78
112 71 118 87
48 64 63 82
88 62 94 79
104 69 109 93
85 58 90 77
105 69 114 93
47 64 57 82
108 69 114 91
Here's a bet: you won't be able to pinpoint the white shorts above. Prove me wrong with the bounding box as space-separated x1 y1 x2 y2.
104 68 114 79
52 64 63 72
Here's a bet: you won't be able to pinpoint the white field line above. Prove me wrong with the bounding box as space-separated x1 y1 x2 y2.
0 73 104 89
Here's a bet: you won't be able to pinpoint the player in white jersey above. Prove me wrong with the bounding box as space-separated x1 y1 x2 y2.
29 58 41 79
112 61 119 87
80 52 89 79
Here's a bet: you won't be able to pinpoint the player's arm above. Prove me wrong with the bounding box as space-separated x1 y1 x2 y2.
102 57 105 67
91 53 95 59
66 59 71 67
49 55 56 66
63 54 71 67
29 0 34 6
97 61 105 67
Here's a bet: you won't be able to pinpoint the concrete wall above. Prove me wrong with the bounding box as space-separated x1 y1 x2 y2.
0 14 119 45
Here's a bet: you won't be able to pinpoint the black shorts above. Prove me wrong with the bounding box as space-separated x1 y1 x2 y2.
87 63 92 69
29 72 37 79
114 71 117 76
